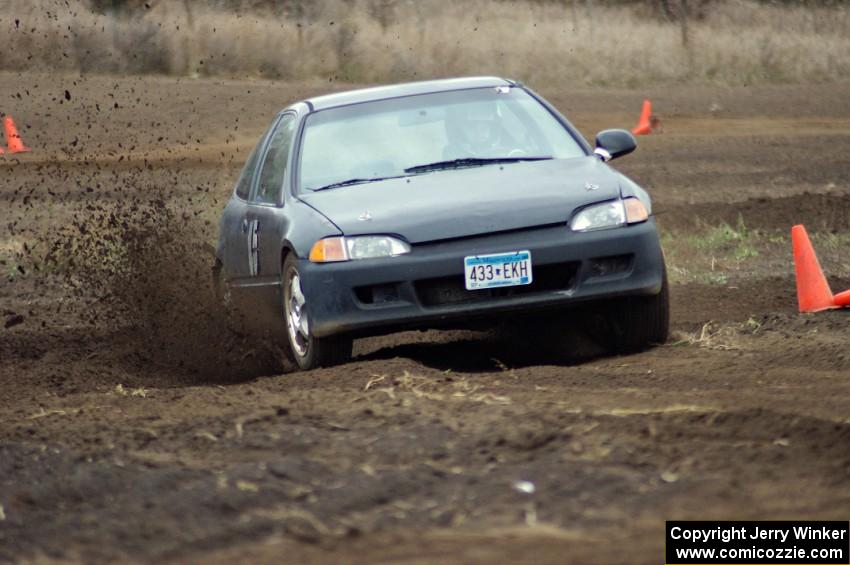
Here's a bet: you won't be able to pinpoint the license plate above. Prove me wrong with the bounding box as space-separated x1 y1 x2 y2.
464 250 533 290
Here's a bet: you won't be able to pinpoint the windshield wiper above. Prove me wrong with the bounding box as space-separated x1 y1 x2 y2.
403 156 553 174
309 175 409 192
308 157 553 190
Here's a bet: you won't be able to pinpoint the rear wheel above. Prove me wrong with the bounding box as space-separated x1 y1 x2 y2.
212 258 240 327
212 258 225 303
282 254 352 370
606 267 670 353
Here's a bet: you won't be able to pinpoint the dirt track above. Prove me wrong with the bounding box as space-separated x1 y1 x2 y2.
2 73 850 564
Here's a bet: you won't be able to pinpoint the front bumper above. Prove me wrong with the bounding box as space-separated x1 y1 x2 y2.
299 219 665 338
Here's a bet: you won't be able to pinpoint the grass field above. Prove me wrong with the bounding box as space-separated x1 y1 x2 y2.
2 0 849 87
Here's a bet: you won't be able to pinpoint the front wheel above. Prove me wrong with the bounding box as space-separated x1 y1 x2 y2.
282 254 352 370
606 267 670 354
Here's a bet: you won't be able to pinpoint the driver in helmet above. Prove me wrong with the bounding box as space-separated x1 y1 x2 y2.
443 101 514 159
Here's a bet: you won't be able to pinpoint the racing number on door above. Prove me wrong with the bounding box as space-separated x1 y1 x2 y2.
247 219 260 276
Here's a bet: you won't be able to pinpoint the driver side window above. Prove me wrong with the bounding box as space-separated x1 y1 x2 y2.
255 114 297 205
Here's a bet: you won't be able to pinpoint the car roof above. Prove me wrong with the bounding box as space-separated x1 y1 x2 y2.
304 76 514 111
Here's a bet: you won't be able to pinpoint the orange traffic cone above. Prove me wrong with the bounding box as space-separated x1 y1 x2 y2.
631 99 653 136
834 289 850 307
791 225 838 312
4 116 30 153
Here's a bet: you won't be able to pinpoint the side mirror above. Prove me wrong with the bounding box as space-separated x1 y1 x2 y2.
594 129 636 162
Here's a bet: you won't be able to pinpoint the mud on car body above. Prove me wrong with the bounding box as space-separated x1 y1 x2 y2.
214 77 669 370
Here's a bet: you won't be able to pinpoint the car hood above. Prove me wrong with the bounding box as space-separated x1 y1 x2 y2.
299 157 622 244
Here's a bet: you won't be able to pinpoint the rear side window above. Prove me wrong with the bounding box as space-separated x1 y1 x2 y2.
234 143 261 200
255 114 297 205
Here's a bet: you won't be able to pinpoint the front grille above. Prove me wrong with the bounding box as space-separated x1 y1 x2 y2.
415 261 580 307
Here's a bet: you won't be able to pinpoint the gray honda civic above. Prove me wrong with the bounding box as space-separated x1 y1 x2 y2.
214 77 668 369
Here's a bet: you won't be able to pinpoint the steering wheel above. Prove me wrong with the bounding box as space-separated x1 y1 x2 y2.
508 148 528 158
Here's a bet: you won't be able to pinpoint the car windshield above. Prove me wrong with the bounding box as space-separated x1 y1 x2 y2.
299 86 587 192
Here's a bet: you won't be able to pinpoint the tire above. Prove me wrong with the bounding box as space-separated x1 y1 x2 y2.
282 254 352 370
606 267 670 354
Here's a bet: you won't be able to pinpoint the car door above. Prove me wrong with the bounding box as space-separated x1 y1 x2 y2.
246 112 298 285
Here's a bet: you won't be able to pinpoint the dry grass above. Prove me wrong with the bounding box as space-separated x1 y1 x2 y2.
670 317 762 349
2 0 848 87
364 371 511 405
114 383 150 398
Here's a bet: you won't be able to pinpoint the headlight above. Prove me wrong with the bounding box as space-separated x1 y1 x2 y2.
309 236 411 262
347 236 410 259
570 197 648 231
